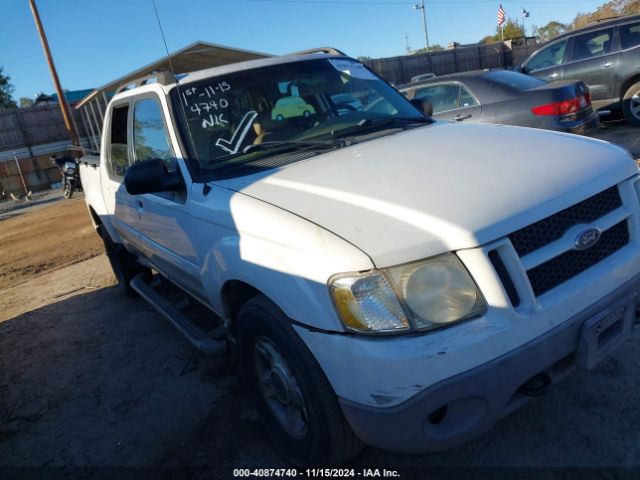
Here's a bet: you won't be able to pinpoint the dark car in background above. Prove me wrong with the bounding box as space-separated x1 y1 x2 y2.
520 15 640 125
400 69 599 134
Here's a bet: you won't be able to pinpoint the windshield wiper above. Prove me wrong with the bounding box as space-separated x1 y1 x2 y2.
242 138 350 155
208 138 350 165
330 116 431 138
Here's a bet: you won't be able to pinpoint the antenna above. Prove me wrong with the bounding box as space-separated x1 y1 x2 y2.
151 0 199 162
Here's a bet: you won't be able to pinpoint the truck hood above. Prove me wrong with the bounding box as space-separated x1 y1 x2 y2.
214 122 637 267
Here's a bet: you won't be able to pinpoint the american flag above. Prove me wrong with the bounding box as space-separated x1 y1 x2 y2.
497 3 506 26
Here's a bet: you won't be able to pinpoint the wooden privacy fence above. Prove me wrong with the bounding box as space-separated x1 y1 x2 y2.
0 153 65 198
365 43 538 85
0 103 91 197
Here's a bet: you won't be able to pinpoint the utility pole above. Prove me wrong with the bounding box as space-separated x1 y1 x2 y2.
29 0 80 151
413 0 431 53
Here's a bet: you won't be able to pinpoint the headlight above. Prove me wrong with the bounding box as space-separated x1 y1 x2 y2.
329 254 485 334
329 272 410 333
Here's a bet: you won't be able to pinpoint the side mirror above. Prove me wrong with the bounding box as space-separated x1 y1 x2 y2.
124 159 183 195
410 98 433 117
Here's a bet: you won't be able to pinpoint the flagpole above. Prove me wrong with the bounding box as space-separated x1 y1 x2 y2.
501 25 504 42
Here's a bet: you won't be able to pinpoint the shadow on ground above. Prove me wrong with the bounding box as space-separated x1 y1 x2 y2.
1 284 639 474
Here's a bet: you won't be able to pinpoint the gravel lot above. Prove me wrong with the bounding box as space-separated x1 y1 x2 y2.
1 122 640 478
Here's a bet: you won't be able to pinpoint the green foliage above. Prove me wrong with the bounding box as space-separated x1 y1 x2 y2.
0 67 17 110
568 0 639 35
480 19 525 44
19 97 35 108
533 21 569 42
413 44 445 54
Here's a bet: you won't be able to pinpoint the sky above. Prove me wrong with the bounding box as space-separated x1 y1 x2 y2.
2 0 606 100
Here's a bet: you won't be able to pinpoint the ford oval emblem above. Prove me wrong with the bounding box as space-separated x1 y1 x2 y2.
574 228 601 251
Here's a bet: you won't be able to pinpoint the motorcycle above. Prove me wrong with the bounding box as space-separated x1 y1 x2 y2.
51 156 82 199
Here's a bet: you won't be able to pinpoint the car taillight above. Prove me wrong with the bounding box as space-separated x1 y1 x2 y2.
531 94 590 116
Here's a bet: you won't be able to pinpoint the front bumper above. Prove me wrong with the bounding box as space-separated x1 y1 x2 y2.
339 273 640 454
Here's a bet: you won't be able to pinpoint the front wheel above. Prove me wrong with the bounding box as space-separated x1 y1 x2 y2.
63 181 73 199
622 81 640 126
236 295 363 466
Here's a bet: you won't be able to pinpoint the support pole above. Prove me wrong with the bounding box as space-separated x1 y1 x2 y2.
14 153 28 195
29 0 80 153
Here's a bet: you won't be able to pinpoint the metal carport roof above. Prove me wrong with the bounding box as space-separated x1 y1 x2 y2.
75 41 271 151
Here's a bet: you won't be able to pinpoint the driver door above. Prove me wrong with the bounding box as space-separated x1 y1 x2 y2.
128 94 203 297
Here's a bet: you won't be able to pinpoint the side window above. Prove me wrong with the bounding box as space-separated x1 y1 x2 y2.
459 86 479 108
108 105 130 178
572 28 614 61
620 22 640 50
413 84 461 113
132 98 175 171
525 40 568 72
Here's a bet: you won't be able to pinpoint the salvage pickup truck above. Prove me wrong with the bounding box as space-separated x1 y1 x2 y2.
80 48 640 466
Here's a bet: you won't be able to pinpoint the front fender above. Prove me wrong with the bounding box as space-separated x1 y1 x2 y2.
193 188 374 332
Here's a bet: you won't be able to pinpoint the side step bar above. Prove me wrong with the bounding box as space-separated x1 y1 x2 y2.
130 273 227 356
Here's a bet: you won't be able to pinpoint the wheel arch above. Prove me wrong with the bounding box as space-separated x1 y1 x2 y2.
620 73 640 101
220 279 263 334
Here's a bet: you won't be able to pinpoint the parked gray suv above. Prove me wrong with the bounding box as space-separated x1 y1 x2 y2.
521 15 640 125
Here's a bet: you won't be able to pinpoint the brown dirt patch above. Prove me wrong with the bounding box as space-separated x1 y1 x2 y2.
0 196 103 291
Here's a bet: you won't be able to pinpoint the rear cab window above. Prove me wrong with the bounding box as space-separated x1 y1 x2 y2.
483 70 546 90
108 104 130 179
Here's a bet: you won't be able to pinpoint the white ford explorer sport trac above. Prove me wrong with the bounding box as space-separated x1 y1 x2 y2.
80 48 640 466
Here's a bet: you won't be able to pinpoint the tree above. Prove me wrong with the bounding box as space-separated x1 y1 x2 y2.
356 56 372 63
480 19 525 44
533 21 569 42
19 97 35 108
413 44 445 54
0 67 17 110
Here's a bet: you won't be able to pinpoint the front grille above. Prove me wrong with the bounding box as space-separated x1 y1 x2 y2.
509 186 622 257
527 220 629 296
488 250 520 307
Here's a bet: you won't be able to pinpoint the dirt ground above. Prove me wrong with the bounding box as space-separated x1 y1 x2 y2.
0 194 103 294
1 123 640 477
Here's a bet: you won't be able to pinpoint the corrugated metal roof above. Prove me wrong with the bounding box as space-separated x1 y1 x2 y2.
76 41 270 109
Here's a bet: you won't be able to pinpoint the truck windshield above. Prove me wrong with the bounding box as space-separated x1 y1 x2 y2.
170 58 427 174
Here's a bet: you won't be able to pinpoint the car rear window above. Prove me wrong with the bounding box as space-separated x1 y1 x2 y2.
483 70 547 90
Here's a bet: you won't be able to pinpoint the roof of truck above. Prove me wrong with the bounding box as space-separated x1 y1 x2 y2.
178 51 347 86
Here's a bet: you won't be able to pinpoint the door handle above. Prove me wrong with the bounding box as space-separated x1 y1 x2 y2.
602 62 614 69
548 72 559 79
453 113 472 121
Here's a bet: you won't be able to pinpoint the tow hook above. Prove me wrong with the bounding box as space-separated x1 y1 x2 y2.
519 373 552 397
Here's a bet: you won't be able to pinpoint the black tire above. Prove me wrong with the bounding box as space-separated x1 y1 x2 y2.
99 227 149 295
236 295 363 466
63 182 73 199
622 81 640 126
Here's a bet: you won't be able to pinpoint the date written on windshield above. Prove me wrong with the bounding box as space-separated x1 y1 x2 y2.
180 81 232 128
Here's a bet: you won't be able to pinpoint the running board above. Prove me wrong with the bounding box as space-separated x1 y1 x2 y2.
130 273 227 356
